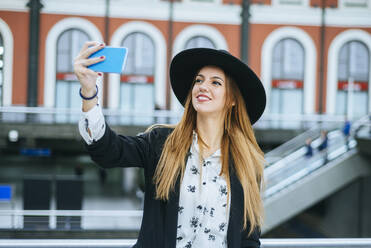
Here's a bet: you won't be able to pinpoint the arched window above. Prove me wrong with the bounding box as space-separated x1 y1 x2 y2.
336 41 369 118
120 32 155 124
56 29 90 121
270 38 305 115
184 36 216 49
0 34 3 106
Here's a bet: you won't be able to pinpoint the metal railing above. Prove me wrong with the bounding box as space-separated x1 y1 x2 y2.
264 126 322 165
0 106 352 129
263 132 357 199
263 115 370 198
0 106 182 126
264 114 370 165
0 238 371 247
0 210 143 230
262 239 371 247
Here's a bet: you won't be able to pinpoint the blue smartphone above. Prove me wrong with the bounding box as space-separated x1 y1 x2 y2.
88 46 128 74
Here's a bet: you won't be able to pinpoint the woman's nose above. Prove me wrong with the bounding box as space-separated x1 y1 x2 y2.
199 82 208 92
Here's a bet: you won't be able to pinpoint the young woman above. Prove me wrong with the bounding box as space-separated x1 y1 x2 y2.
74 42 266 248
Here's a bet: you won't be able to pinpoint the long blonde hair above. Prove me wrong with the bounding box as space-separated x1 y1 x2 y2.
153 70 264 234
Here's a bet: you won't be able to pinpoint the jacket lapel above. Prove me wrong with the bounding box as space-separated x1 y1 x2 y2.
164 175 180 248
227 160 243 248
164 153 190 248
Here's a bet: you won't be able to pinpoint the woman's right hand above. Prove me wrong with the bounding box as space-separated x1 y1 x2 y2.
73 41 105 97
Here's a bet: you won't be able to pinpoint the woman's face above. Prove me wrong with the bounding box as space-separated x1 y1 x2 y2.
191 66 227 116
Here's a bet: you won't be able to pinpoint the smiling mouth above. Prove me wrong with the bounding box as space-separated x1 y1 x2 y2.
196 94 211 101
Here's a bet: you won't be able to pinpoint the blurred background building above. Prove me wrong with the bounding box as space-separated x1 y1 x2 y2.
0 0 370 240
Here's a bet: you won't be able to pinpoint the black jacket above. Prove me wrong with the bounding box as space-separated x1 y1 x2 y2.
86 125 261 248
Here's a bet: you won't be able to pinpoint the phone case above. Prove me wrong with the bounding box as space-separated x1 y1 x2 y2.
88 46 128 74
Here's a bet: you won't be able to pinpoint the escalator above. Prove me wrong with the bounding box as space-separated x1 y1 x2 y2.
262 116 371 233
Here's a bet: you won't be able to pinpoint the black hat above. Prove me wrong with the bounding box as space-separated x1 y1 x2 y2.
170 48 266 125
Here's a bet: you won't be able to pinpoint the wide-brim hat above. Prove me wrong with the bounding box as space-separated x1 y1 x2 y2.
170 48 266 125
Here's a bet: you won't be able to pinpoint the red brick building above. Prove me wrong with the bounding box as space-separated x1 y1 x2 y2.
0 0 370 119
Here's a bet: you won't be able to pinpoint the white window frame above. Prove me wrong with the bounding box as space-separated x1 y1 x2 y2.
121 32 156 75
326 29 371 115
0 18 13 106
272 38 305 81
184 36 216 49
109 21 167 110
261 26 317 115
44 17 103 108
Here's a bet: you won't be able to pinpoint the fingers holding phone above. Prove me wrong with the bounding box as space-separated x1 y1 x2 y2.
73 41 105 92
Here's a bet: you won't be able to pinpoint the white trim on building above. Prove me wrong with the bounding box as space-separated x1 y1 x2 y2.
2 1 371 26
44 17 103 107
172 24 228 55
2 0 371 26
0 18 14 106
261 26 317 115
271 0 310 7
338 0 371 10
182 0 223 5
0 0 28 12
250 4 371 27
37 0 241 25
171 24 229 111
326 29 371 115
109 21 167 109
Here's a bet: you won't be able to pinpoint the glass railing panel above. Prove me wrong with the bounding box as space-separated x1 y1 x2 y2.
263 115 369 199
1 238 371 248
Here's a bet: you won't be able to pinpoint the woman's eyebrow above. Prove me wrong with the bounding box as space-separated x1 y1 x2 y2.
211 76 224 82
197 74 224 82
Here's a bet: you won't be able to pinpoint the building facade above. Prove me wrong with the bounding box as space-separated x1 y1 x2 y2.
0 0 370 119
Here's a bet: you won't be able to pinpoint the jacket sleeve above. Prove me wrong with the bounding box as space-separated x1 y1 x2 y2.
85 123 157 169
241 226 261 248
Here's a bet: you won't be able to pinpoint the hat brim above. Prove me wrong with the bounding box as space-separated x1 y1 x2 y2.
170 48 266 125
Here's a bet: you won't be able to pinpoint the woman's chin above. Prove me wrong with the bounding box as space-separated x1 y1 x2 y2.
194 108 221 116
193 102 223 115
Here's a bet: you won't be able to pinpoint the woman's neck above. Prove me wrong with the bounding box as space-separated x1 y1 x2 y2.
196 113 224 157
